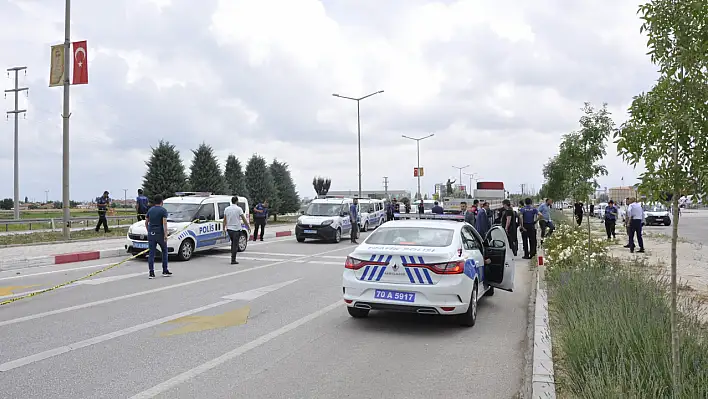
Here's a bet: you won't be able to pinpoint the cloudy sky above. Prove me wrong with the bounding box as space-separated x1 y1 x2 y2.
1 0 657 203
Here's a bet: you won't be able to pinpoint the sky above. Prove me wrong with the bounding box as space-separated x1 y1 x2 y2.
0 0 657 203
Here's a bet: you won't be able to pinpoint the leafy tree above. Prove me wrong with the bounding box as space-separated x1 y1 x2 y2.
615 0 708 391
189 143 226 194
0 198 13 210
142 140 189 200
312 176 331 197
245 154 277 212
224 155 249 198
270 160 300 218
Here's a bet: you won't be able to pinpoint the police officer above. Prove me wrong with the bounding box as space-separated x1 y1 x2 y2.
135 189 149 221
252 200 269 241
145 194 172 278
95 191 111 233
350 198 360 244
519 198 539 259
604 200 618 240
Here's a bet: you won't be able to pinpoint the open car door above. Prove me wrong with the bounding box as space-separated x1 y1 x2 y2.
483 225 515 292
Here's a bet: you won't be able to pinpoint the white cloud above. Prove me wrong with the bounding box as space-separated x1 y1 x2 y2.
0 0 658 203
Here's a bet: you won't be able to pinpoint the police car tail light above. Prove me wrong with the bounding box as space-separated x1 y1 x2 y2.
427 260 465 275
345 256 386 270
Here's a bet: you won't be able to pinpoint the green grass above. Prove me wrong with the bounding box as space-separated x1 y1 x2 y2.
0 227 131 246
547 258 708 398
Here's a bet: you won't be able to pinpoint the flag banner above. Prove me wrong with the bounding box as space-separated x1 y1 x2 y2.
72 40 88 85
49 44 65 87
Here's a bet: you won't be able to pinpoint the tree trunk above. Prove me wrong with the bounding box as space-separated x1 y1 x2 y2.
273 214 278 222
670 168 681 396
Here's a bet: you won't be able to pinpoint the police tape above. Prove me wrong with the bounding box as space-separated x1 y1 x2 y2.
0 220 202 307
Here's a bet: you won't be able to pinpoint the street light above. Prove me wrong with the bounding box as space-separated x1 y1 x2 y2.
332 90 384 198
452 165 470 194
402 133 434 200
464 172 478 196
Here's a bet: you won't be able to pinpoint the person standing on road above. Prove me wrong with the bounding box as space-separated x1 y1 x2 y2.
136 189 149 222
623 197 632 248
604 200 618 240
519 198 539 259
145 194 172 278
470 199 480 217
461 201 475 224
431 201 444 215
627 197 645 253
386 199 395 222
252 200 269 241
418 199 425 214
502 200 518 256
350 198 360 244
538 198 555 245
475 202 491 237
224 196 251 264
589 203 595 218
574 201 584 226
95 191 111 233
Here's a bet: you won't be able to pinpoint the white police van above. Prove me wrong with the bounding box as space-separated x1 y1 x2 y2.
125 192 250 261
296 197 355 243
358 198 386 232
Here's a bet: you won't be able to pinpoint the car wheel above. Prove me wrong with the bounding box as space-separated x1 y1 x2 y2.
333 228 341 243
459 283 478 327
296 235 306 242
177 239 194 261
363 221 369 232
347 306 369 318
665 219 671 226
483 286 495 297
238 231 248 252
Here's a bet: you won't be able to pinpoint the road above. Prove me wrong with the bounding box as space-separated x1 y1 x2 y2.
643 209 708 245
0 233 533 399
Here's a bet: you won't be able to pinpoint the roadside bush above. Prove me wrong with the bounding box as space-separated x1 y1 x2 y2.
543 217 609 271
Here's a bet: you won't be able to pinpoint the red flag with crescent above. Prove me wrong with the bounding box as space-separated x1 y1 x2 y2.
72 41 88 85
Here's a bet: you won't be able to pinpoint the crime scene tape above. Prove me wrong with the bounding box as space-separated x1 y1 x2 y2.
0 219 205 307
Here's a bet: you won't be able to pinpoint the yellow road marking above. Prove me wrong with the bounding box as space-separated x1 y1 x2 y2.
0 285 39 296
159 306 251 337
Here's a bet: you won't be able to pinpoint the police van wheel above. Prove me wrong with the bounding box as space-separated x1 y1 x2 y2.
459 283 478 327
177 239 194 261
333 228 342 243
362 221 369 232
238 232 248 252
296 236 306 243
347 306 369 318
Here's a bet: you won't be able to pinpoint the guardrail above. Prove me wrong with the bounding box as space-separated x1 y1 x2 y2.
0 215 136 233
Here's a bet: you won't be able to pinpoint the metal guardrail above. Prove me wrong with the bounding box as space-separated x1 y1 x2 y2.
0 215 136 232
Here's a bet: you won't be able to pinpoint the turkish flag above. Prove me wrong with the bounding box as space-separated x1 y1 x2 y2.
72 41 88 85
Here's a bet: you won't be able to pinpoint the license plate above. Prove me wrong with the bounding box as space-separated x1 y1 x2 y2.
303 229 316 234
374 289 416 303
133 242 148 249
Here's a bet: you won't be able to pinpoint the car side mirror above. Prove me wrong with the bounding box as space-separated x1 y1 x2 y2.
300 210 305 215
491 239 505 248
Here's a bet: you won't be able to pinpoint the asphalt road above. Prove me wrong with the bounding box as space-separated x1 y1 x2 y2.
0 233 533 399
644 209 708 245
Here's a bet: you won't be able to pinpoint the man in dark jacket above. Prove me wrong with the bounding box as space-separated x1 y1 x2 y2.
475 202 491 237
461 201 475 224
431 201 444 214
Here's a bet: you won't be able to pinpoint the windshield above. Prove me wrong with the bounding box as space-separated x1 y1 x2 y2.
423 203 436 210
366 227 454 247
305 203 342 217
645 204 668 212
163 203 200 222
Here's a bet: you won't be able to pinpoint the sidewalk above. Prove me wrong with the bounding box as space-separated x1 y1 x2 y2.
0 224 296 271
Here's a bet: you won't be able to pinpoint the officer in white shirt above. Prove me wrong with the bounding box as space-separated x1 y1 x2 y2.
627 197 645 253
223 196 250 264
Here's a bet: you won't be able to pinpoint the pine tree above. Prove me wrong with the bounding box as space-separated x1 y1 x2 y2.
142 140 188 200
245 154 277 215
224 155 249 198
188 143 226 194
270 159 300 218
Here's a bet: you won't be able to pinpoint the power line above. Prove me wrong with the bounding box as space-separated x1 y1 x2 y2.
5 66 28 220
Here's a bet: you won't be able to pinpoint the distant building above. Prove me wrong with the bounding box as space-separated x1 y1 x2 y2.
609 186 638 205
324 190 411 200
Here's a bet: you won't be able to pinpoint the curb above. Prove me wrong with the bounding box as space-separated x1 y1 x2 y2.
0 229 295 272
532 264 556 398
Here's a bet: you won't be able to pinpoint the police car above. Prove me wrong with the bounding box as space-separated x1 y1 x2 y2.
125 192 250 261
342 213 516 327
358 198 386 231
296 197 355 243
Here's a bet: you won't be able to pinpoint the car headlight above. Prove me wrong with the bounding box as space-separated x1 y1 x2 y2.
321 219 333 226
128 226 133 234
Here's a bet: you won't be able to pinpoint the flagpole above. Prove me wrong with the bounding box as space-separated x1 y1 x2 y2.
61 0 71 239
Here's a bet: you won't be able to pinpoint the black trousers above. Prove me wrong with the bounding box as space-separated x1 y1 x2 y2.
629 219 644 250
253 218 266 240
95 211 109 232
521 223 537 257
351 222 359 242
575 214 583 226
227 229 241 260
137 213 146 221
605 219 616 239
539 220 555 239
507 230 518 256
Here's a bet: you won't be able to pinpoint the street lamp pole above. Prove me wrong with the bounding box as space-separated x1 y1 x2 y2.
332 90 384 199
402 134 434 200
464 172 478 196
452 165 470 194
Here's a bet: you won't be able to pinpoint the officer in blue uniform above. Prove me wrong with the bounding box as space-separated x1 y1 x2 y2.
95 191 111 233
135 189 149 221
350 199 359 244
519 198 539 259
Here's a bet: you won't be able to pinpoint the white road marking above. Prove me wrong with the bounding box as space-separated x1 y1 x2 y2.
75 272 145 285
0 262 126 282
319 255 347 259
308 261 343 265
240 251 297 257
0 246 350 327
128 300 342 399
210 255 285 262
0 280 301 372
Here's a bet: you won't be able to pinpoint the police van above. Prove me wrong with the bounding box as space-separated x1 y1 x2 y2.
358 198 386 231
296 197 355 243
125 192 250 261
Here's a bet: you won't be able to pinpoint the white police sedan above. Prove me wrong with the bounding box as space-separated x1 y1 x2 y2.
342 214 516 327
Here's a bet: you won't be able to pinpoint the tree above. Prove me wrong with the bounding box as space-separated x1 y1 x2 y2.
270 160 300 219
189 143 226 194
142 140 188 200
615 1 708 392
224 155 249 198
0 198 13 210
597 193 609 203
245 154 277 211
312 176 331 197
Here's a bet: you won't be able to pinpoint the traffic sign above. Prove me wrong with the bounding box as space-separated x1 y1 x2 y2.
413 167 424 177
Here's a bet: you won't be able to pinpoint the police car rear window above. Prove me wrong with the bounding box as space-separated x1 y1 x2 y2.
366 227 454 247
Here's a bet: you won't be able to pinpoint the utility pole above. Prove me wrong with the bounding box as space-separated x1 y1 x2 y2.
45 190 49 204
402 133 434 200
332 90 384 199
382 177 389 199
464 172 477 197
123 188 128 204
5 66 28 220
452 165 470 195
61 0 72 239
